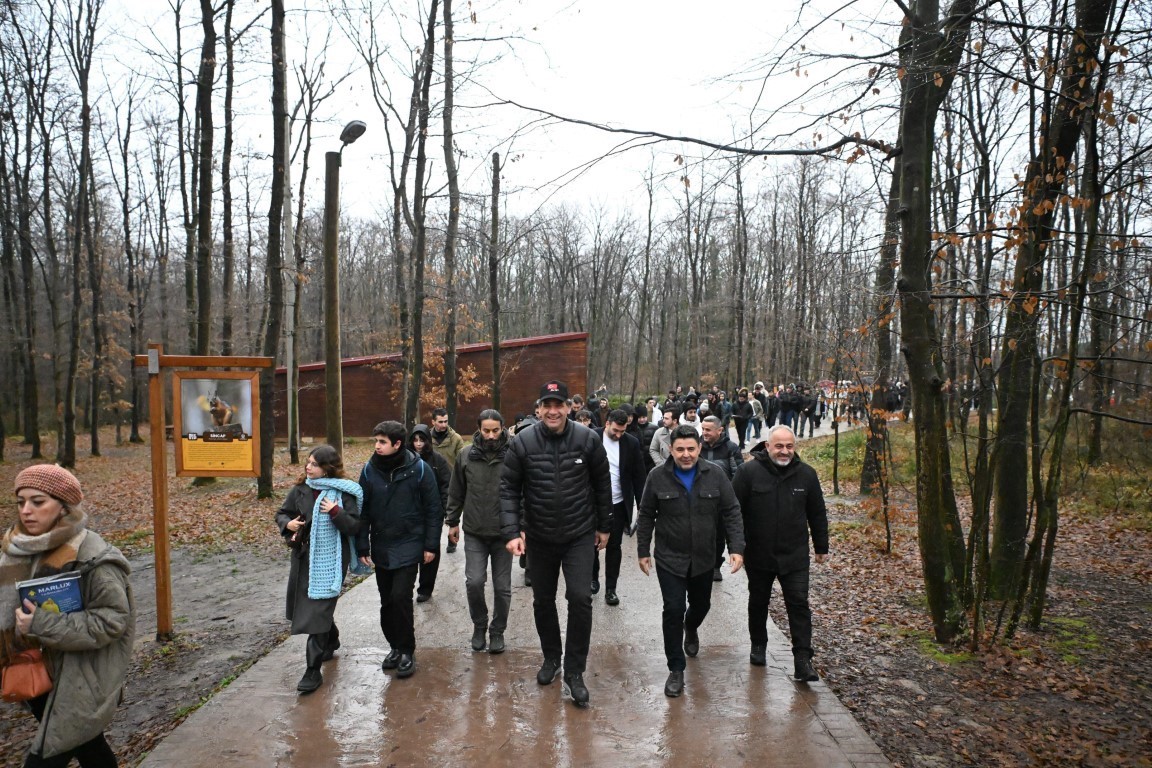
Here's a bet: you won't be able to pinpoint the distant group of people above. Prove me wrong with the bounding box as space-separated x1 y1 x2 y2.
274 379 829 708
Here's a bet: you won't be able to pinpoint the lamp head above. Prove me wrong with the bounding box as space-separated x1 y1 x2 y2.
339 120 367 146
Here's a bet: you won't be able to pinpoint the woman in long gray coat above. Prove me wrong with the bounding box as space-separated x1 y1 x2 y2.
276 445 361 693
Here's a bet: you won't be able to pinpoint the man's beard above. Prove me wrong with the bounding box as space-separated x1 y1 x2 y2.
482 438 500 451
771 455 791 467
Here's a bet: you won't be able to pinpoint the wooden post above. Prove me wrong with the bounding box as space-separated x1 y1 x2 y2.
146 343 174 641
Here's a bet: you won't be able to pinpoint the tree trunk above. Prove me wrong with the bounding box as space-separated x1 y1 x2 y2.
442 0 460 422
489 152 501 412
220 0 236 355
194 0 216 356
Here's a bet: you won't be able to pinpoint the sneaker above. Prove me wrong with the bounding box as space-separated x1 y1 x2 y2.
750 644 767 667
296 667 322 694
664 670 684 698
537 658 561 686
563 672 590 707
471 626 487 652
416 592 432 603
488 632 505 655
396 654 416 678
591 579 600 595
381 649 401 670
712 568 723 582
684 627 700 658
794 657 819 682
605 590 620 606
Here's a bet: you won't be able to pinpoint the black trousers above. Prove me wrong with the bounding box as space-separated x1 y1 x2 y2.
527 532 595 674
24 695 118 768
655 565 715 671
306 624 340 669
591 501 628 590
746 567 813 658
374 563 419 654
417 549 441 596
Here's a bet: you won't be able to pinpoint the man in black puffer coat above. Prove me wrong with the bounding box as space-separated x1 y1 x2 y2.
732 424 829 682
501 380 612 708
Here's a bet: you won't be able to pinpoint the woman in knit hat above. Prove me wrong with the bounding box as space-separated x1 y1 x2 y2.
275 445 362 694
3 464 135 767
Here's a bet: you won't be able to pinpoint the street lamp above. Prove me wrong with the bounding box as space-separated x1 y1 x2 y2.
324 120 366 450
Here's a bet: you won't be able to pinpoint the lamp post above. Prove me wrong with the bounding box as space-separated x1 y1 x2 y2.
324 120 367 450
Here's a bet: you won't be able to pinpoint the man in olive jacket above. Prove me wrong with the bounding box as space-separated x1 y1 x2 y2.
502 380 612 708
732 424 829 682
637 425 744 698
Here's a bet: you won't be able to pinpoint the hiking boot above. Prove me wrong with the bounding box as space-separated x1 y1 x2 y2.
396 654 416 678
488 632 505 654
750 644 767 667
296 667 322 694
794 657 819 682
537 658 561 685
664 670 684 698
471 626 487 652
381 649 401 670
684 627 700 658
563 672 589 707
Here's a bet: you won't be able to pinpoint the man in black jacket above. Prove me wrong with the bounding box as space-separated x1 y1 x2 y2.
410 424 451 603
700 415 745 582
591 409 648 604
732 425 829 682
637 425 744 698
446 409 511 654
502 381 612 708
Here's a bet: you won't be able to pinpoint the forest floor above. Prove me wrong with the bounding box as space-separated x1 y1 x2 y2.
1 426 1150 767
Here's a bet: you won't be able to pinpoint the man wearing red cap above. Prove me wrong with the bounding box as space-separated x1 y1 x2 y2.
502 380 612 708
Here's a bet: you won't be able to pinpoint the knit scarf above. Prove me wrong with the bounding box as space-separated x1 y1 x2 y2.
0 508 88 665
304 477 363 600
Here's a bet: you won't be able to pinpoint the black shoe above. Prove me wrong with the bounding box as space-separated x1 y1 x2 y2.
794 657 819 682
416 592 432 603
563 672 589 707
524 572 532 587
624 523 636 537
446 542 457 554
750 644 767 667
605 590 619 606
320 641 340 662
684 627 700 658
537 658 561 685
471 626 487 652
664 670 684 698
712 567 723 582
397 654 415 678
296 667 322 694
381 649 401 670
590 579 600 595
488 632 505 654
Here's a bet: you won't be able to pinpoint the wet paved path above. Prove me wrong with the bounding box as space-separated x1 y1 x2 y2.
141 516 888 767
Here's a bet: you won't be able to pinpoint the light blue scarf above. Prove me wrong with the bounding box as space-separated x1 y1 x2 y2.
305 477 364 599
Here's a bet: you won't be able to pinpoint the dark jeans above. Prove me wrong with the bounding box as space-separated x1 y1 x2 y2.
591 502 628 590
374 563 419 654
25 695 118 767
464 533 513 632
417 548 441 596
779 409 796 430
747 417 763 443
746 567 813 658
527 532 595 674
655 565 715 671
733 418 749 445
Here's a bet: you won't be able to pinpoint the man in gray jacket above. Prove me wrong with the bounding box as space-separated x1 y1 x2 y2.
446 409 511 654
636 425 744 698
502 381 612 708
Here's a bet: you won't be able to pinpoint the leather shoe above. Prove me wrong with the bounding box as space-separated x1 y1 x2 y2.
416 592 432 603
381 649 401 670
624 523 636 537
590 579 600 595
446 542 457 553
471 626 487 652
664 670 684 698
712 567 723 582
296 667 322 694
605 591 620 606
750 644 767 666
537 658 561 685
397 654 416 678
563 672 589 707
794 657 819 682
684 627 700 658
488 632 505 654
524 572 532 587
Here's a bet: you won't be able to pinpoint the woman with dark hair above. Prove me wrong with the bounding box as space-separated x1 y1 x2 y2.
276 444 362 694
4 464 134 767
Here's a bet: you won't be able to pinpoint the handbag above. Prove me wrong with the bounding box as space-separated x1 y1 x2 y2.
1 648 53 703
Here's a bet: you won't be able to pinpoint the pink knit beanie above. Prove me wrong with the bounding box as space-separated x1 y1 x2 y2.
14 464 84 505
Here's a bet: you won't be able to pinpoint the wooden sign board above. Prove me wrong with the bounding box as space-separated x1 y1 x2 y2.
172 370 261 477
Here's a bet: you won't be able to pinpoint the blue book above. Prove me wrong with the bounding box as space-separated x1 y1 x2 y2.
17 571 84 614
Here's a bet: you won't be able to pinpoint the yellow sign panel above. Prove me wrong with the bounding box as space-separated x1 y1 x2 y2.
172 371 261 477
